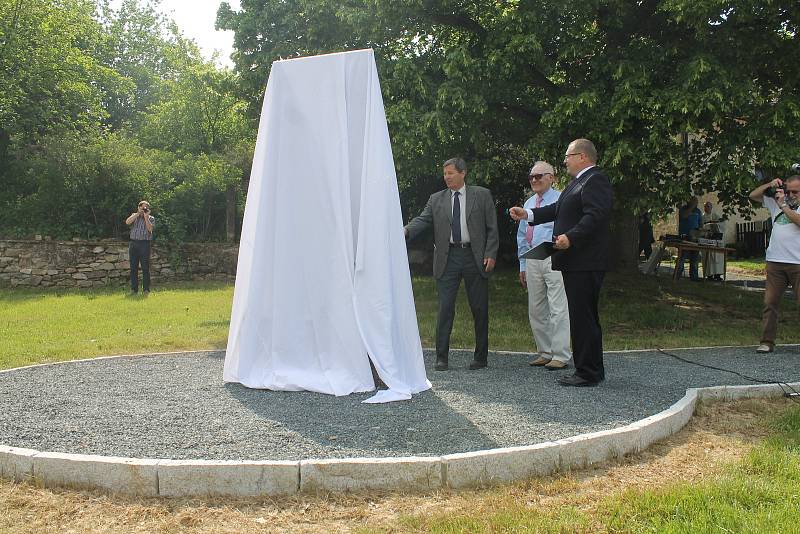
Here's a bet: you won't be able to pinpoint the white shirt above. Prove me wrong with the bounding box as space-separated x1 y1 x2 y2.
450 185 470 244
764 196 800 264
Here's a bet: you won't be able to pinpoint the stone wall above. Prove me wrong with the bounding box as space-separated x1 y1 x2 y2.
0 239 238 288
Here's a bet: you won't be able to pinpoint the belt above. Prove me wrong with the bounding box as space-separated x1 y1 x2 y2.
449 242 471 248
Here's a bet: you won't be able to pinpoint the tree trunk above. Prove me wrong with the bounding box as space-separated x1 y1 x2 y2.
225 183 236 242
610 208 639 273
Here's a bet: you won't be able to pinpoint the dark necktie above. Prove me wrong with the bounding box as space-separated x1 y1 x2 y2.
452 191 462 243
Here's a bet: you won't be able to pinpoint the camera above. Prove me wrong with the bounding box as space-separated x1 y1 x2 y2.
756 163 800 202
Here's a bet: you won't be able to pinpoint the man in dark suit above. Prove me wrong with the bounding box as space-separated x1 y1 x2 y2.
405 157 499 371
510 139 614 387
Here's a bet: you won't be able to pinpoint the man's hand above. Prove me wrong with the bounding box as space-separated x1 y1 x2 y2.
775 188 786 206
403 226 408 237
483 258 496 272
509 207 527 221
519 271 527 288
553 234 571 250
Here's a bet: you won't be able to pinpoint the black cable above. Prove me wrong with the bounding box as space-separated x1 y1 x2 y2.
656 348 800 405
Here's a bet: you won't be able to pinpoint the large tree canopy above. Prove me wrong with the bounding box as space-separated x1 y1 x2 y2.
218 0 800 262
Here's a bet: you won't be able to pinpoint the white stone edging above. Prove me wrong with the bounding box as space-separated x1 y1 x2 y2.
1 353 797 497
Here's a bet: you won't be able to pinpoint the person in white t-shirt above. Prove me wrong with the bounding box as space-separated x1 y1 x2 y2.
749 175 800 353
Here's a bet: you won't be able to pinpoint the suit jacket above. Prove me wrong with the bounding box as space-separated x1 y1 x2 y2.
530 167 614 272
406 185 499 279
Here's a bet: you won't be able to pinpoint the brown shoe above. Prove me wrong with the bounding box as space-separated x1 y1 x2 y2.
544 360 568 370
529 356 550 366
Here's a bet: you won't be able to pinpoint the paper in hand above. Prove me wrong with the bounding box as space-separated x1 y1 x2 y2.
521 241 555 260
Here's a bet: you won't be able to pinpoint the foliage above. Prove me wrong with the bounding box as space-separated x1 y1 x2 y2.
0 0 254 242
218 0 800 260
0 0 127 162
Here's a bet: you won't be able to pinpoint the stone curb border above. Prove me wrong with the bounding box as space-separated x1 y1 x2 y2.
1 353 798 497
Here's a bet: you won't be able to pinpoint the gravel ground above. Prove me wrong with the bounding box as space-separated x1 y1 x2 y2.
1 347 798 461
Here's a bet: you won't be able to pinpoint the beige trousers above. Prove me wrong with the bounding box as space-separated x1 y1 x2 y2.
525 257 572 363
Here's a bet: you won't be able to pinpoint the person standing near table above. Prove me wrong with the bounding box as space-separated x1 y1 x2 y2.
516 161 571 370
125 200 155 294
701 201 724 280
675 197 702 281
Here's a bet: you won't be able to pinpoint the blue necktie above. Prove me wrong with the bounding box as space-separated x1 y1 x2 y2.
452 191 462 243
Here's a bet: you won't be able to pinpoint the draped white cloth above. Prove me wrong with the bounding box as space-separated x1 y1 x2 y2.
224 49 431 399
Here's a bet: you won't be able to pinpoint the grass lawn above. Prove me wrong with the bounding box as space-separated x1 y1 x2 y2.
728 257 768 275
2 268 797 369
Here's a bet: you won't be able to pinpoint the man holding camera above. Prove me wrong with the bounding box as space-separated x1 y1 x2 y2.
125 200 155 295
749 176 800 353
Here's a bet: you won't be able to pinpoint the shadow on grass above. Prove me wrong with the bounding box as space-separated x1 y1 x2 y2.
0 280 233 302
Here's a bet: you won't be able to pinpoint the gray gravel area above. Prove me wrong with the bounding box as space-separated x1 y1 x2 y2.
1 347 798 461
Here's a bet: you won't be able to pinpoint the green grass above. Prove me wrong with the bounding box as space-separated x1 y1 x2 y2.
728 257 767 275
1 268 797 369
602 405 800 533
379 403 800 533
0 281 233 369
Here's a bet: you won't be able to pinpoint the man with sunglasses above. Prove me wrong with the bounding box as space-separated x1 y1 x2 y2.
509 139 614 387
749 176 800 353
516 161 571 370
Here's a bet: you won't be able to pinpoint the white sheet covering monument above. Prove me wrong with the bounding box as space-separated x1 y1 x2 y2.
223 49 431 401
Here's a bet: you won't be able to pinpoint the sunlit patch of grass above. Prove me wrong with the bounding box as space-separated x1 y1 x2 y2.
1 268 797 369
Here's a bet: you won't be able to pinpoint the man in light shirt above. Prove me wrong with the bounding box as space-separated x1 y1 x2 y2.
749 175 800 353
516 161 571 370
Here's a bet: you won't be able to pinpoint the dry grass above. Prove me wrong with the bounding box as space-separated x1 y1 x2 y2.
0 397 789 534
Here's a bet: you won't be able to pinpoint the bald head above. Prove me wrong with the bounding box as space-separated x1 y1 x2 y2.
563 138 598 177
570 139 597 163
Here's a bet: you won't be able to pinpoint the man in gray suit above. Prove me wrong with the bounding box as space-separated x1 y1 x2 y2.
405 158 499 371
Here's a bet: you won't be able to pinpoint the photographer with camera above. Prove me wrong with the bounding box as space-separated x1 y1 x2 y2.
749 175 800 353
125 200 155 295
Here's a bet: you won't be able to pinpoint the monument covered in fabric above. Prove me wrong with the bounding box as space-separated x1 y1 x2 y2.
224 49 431 399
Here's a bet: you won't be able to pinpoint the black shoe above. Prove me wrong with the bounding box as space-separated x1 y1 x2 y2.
468 360 487 370
557 374 600 387
434 359 449 371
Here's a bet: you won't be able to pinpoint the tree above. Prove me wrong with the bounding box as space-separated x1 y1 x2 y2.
96 0 205 130
217 0 800 268
0 0 127 165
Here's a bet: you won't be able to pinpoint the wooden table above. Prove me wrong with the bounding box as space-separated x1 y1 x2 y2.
660 240 736 281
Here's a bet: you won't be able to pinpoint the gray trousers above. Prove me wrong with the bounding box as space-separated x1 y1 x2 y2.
435 246 489 363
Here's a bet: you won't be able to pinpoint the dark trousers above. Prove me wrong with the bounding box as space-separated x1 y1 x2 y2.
562 270 605 382
129 239 151 292
675 250 699 280
435 247 489 363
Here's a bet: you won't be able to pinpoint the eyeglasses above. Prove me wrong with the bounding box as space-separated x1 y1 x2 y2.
564 153 582 159
787 190 800 195
529 173 551 181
